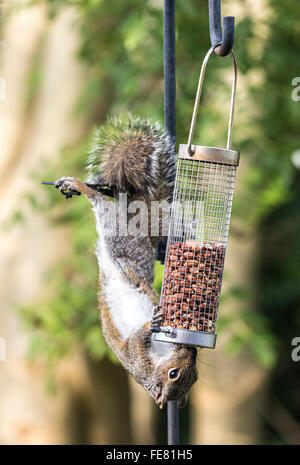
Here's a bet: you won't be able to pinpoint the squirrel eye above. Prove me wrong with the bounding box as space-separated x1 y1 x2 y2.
168 368 180 380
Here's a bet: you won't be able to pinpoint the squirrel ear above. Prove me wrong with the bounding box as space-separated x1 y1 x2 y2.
178 394 188 409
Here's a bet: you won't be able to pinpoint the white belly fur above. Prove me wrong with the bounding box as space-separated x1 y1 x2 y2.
93 203 174 359
94 208 152 340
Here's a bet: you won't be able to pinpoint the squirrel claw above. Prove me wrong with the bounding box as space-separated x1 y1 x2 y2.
151 309 163 325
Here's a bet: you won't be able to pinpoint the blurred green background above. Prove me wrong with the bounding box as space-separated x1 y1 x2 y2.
0 0 299 445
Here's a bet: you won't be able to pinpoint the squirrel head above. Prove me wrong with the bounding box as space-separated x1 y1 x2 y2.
149 345 198 409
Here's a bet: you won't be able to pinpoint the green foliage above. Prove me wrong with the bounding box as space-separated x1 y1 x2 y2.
231 0 300 225
220 307 277 369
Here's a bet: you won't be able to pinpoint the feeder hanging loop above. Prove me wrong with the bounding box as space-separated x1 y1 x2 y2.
208 0 235 56
187 45 237 156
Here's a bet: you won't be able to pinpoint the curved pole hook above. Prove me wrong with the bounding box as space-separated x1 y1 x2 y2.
209 0 235 56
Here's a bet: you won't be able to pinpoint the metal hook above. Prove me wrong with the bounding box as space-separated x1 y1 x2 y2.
187 44 237 154
209 0 235 57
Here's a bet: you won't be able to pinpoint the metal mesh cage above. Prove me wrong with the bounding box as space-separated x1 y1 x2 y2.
154 144 239 348
153 46 239 348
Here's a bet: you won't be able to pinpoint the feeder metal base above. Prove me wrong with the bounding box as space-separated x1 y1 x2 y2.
154 328 216 349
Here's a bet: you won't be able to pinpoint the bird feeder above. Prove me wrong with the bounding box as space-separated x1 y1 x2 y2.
153 46 239 349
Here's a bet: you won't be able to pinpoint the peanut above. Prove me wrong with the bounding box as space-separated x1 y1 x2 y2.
160 242 225 334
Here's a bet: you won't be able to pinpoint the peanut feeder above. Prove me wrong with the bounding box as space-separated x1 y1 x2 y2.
153 46 239 349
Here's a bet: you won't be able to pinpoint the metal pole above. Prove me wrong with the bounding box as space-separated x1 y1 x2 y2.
167 400 179 445
163 0 179 446
164 0 176 140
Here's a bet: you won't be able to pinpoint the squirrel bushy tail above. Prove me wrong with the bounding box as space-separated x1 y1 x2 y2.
86 115 175 201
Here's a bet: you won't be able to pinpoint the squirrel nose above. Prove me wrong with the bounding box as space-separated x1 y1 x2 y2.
155 392 166 409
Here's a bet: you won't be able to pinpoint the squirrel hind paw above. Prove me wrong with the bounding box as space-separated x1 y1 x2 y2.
54 177 77 193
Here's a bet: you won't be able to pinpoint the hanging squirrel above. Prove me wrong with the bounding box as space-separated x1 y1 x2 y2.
54 115 197 409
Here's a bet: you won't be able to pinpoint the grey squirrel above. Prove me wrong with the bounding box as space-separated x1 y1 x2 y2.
55 115 197 409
